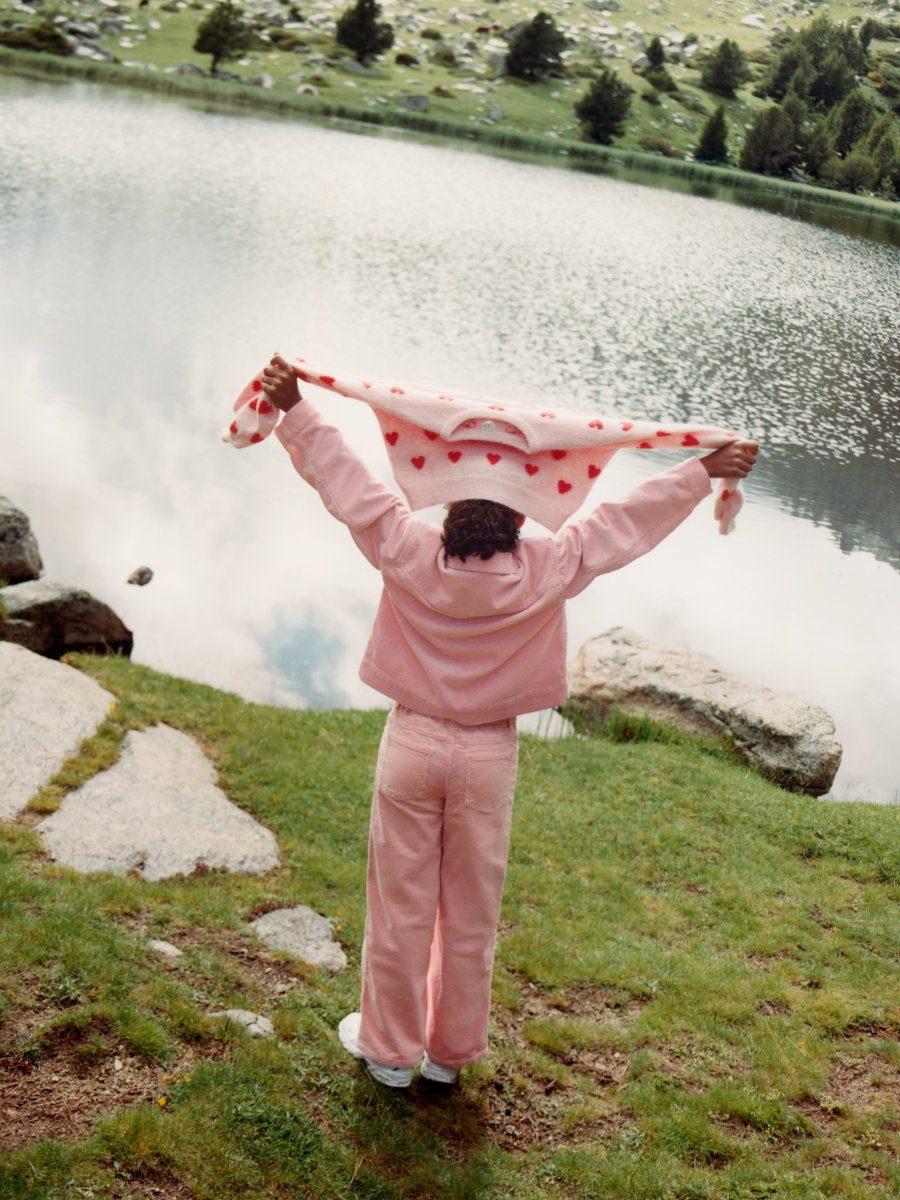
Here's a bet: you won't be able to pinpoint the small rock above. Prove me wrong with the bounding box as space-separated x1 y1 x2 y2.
396 93 430 112
250 905 347 972
127 566 153 586
209 1009 274 1037
148 938 183 958
176 62 206 76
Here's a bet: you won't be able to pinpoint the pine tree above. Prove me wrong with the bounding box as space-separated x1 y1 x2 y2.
507 11 567 81
335 0 394 65
828 88 877 157
739 105 800 175
695 104 729 162
804 117 835 177
646 36 665 70
193 1 253 74
810 48 856 109
574 69 633 144
701 38 750 98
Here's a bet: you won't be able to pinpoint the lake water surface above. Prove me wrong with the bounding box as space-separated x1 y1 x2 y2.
1 74 898 803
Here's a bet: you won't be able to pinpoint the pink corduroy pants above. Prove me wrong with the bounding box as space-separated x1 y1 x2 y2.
357 704 519 1070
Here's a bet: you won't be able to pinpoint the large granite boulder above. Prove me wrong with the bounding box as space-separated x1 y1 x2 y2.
37 724 281 880
567 627 842 796
0 497 43 584
0 643 115 820
0 580 132 659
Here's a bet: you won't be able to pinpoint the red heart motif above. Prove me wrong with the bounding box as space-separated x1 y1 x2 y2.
588 420 604 430
319 375 335 386
362 380 372 388
682 434 699 446
250 433 263 444
487 453 501 465
249 397 258 411
252 379 262 392
448 451 462 463
721 488 731 500
296 369 309 382
385 432 398 446
639 441 653 449
411 456 425 470
620 422 633 432
258 400 272 414
551 450 567 460
525 464 539 476
588 465 601 478
390 386 405 395
656 430 670 438
229 420 238 435
425 431 438 440
558 480 572 494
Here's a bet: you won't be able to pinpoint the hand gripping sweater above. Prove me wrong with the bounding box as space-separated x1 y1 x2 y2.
224 357 746 534
274 399 713 724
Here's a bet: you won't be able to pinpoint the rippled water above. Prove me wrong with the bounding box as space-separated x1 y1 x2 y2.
1 75 898 803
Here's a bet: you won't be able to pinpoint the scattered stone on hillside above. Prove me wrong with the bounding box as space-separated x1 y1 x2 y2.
126 566 153 586
36 724 281 880
208 1009 274 1037
567 626 843 797
396 93 430 112
176 61 205 76
0 643 115 821
252 73 274 88
0 580 133 659
0 497 43 585
148 938 183 958
249 906 347 972
741 14 768 31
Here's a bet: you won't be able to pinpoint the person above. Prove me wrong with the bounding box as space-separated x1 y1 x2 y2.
259 352 758 1090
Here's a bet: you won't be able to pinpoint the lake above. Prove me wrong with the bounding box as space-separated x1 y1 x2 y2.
0 73 898 803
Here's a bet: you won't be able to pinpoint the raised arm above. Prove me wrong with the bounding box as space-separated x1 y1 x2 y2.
262 354 412 570
556 440 758 598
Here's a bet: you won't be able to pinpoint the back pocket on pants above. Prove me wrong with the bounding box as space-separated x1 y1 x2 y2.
463 745 518 814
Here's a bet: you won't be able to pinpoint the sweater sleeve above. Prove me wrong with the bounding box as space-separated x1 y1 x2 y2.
275 399 413 570
555 456 713 598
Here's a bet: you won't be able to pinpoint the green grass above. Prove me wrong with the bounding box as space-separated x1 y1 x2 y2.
0 653 898 1198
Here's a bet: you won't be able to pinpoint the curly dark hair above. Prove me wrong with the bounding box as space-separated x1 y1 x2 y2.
442 499 522 562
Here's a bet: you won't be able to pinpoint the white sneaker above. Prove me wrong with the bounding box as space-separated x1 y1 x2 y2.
420 1052 458 1084
337 1012 413 1089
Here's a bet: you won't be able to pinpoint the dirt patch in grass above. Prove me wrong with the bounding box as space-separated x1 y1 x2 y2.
792 1046 900 1139
0 1012 225 1152
113 906 322 1008
756 998 793 1015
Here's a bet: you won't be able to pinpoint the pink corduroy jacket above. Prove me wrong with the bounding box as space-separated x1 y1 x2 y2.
276 399 713 725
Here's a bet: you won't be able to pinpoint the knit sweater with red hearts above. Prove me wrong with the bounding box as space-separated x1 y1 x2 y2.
276 399 713 725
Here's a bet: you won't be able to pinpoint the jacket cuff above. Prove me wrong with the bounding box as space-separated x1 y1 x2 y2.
275 400 318 447
672 454 714 499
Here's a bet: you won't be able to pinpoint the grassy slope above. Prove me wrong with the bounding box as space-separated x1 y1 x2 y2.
0 653 897 1199
0 0 884 163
